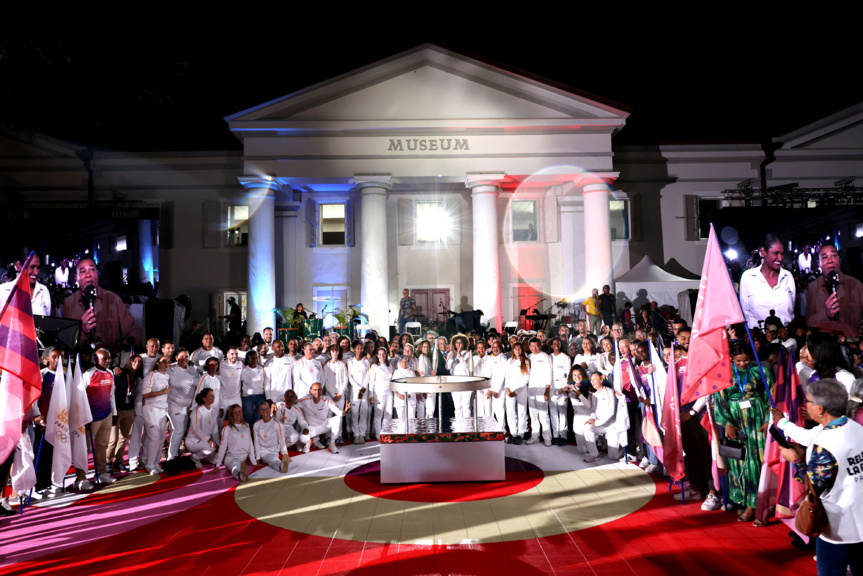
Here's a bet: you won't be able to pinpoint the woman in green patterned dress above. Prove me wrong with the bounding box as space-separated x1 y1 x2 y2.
713 342 773 523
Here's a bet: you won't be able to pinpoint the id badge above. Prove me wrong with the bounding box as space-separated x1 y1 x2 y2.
739 400 752 409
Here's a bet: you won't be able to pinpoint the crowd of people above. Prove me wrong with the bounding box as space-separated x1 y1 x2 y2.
2 234 862 575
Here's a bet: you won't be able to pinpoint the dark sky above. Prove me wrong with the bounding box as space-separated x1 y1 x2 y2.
2 16 859 152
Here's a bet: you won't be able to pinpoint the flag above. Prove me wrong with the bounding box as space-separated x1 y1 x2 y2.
12 432 37 494
681 224 744 404
0 252 42 462
46 365 72 487
661 345 686 482
701 408 727 489
649 340 668 427
68 354 92 471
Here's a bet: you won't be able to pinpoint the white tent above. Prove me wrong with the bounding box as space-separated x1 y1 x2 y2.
614 256 700 313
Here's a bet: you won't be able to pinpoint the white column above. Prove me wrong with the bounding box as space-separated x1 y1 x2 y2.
466 174 504 333
241 177 279 336
137 219 154 285
582 182 613 291
275 200 301 312
355 175 392 337
558 196 585 299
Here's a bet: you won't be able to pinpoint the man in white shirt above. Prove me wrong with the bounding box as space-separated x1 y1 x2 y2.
297 383 349 454
220 348 244 413
265 340 294 404
167 349 199 459
190 334 224 373
293 343 323 399
527 338 553 446
0 252 51 316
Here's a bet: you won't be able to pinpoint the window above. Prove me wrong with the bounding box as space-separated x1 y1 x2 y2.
320 204 346 246
609 199 630 240
512 200 537 242
115 235 127 252
313 286 350 329
416 201 450 243
226 204 249 247
698 199 721 240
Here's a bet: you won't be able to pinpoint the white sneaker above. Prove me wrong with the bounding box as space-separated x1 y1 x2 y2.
638 457 650 469
75 479 94 491
329 440 339 454
584 455 601 463
525 436 538 445
302 442 310 454
673 488 702 501
193 459 203 470
701 493 722 511
644 464 659 475
312 438 325 449
543 438 552 447
98 474 116 485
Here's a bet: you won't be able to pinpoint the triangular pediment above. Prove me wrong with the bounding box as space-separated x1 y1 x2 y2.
226 44 628 127
775 102 863 150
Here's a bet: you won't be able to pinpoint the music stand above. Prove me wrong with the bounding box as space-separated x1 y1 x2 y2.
34 315 81 353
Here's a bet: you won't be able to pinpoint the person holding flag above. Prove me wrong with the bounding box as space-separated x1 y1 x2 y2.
0 251 44 511
32 348 65 498
43 352 71 497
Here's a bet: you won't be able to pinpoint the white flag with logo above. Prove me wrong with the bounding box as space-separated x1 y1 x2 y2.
68 355 92 471
46 366 72 486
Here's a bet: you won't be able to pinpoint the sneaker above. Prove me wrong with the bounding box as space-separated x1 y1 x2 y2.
513 436 523 445
584 455 602 463
356 436 365 445
627 453 638 462
638 457 650 469
673 488 703 501
543 438 552 447
302 442 310 454
335 437 345 446
329 440 340 454
105 464 113 474
525 436 538 445
193 459 203 470
701 493 722 511
75 479 94 491
312 438 325 449
149 469 161 476
98 474 116 485
239 462 249 482
0 500 14 517
114 463 130 473
364 434 371 441
644 464 659 475
280 457 290 474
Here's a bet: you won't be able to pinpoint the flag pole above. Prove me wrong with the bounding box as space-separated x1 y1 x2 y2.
88 429 101 486
739 319 777 410
25 431 46 510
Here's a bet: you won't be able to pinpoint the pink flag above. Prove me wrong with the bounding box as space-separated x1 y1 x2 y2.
681 224 744 404
661 347 686 482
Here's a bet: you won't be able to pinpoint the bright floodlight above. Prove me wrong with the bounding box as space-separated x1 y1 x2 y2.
724 249 738 260
416 202 452 243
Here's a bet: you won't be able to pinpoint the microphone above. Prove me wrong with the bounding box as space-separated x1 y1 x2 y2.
826 271 840 320
83 285 97 347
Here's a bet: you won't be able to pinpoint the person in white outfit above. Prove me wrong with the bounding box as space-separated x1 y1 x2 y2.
549 338 573 446
574 338 602 375
415 340 436 418
190 333 224 373
185 388 221 468
486 339 507 429
472 341 494 418
504 342 530 444
323 344 349 444
275 390 311 451
348 341 371 443
293 343 322 400
447 335 473 419
220 348 243 417
568 366 597 456
369 348 393 440
253 401 290 473
393 355 423 420
212 405 256 482
583 372 625 462
297 383 350 453
264 341 294 405
142 357 171 475
167 349 198 459
240 350 267 428
527 338 553 446
196 358 222 419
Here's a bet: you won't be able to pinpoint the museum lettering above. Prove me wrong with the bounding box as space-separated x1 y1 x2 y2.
387 138 469 152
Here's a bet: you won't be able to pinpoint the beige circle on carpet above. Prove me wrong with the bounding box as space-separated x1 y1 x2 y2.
96 472 160 494
234 466 654 545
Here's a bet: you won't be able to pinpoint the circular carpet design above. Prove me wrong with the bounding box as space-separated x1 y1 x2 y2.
234 458 655 544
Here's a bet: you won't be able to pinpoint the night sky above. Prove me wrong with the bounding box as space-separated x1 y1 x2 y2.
2 16 859 152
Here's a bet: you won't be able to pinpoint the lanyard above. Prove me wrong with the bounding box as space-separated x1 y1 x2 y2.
732 366 748 395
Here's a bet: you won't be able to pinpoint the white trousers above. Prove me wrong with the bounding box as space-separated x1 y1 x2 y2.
224 452 251 479
549 397 569 439
584 425 626 458
185 437 218 463
452 391 472 419
505 389 528 436
424 393 436 417
371 395 392 438
350 395 370 438
167 407 189 460
143 405 168 472
394 395 418 420
528 396 551 442
571 416 593 454
128 400 147 466
279 423 310 449
259 451 283 471
308 415 342 443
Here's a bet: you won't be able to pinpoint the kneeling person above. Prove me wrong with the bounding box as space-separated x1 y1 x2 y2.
297 383 350 454
275 390 311 452
253 401 290 473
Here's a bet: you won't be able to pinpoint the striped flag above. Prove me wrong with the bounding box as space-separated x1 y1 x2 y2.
0 253 43 462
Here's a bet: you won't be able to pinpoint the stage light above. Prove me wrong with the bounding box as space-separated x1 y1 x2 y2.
724 249 738 260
